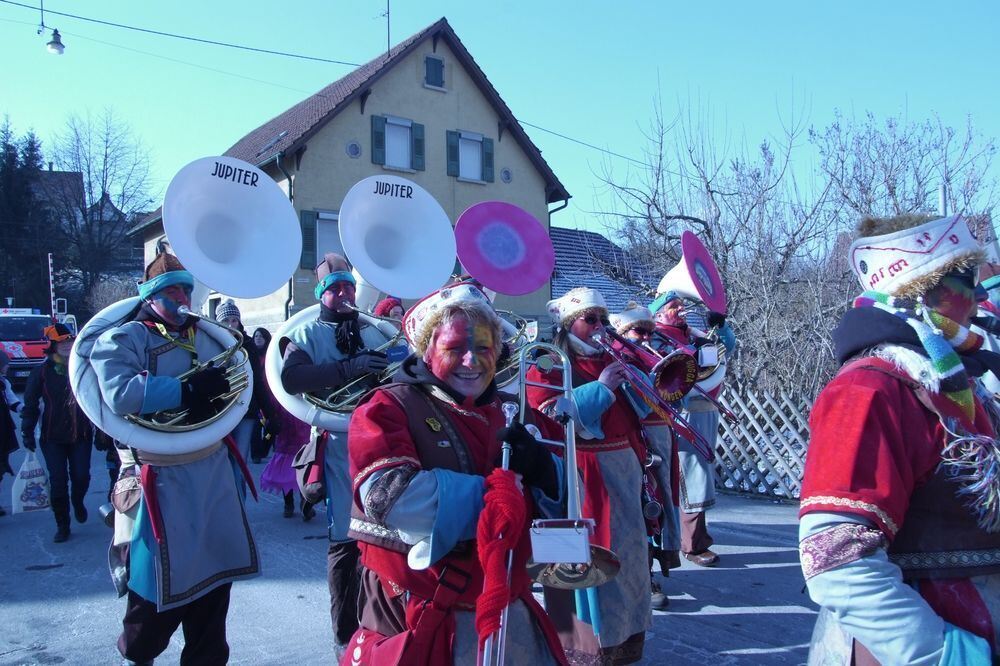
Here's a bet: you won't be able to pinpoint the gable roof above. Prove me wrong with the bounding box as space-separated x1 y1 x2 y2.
224 17 569 203
550 226 659 316
130 17 570 239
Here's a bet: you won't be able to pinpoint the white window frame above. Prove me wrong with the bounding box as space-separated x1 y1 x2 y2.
458 131 484 182
316 210 343 259
384 116 412 170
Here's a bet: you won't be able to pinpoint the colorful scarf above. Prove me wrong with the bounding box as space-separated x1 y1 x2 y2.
853 290 983 421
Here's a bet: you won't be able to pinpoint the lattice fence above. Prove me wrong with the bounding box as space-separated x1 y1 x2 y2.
715 386 812 499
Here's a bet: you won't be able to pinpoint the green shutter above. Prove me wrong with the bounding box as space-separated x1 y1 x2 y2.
371 115 386 165
446 131 460 177
482 138 494 182
299 210 317 269
411 123 425 171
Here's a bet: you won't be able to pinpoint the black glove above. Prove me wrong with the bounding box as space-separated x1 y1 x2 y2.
707 311 727 328
495 422 559 499
340 351 389 380
264 418 282 440
22 433 36 452
181 366 231 421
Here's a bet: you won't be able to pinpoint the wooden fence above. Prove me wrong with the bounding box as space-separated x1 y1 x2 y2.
715 386 813 499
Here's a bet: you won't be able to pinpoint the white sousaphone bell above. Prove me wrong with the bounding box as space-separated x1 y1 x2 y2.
265 175 456 431
70 156 302 455
656 230 729 393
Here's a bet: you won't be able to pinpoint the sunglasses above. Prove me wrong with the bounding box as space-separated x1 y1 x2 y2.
582 314 611 326
630 327 654 337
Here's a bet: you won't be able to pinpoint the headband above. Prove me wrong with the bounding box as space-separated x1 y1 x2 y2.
648 291 679 316
314 271 357 299
138 270 195 300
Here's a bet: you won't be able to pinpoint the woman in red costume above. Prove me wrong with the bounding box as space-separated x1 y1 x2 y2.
526 287 651 665
343 281 568 665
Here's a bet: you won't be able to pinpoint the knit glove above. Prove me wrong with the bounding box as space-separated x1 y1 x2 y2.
495 422 559 499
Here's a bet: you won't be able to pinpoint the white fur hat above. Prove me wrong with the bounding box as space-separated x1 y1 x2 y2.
849 215 983 296
402 282 498 352
609 301 653 334
547 287 607 327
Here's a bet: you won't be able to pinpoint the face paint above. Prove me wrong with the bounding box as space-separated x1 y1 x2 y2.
624 327 652 344
424 314 497 398
653 299 685 327
927 276 978 327
320 281 357 313
148 284 193 326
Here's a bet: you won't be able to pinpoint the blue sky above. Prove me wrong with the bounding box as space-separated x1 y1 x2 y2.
1 1 997 233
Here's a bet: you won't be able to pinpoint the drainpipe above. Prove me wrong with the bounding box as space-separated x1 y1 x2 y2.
274 151 295 321
547 195 570 301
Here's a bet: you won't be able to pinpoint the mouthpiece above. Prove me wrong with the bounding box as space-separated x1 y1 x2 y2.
177 306 192 316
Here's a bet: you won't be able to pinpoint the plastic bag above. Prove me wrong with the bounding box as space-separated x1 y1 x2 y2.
12 451 50 514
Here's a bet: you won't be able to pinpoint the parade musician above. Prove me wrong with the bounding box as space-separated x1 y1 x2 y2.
278 252 394 656
343 280 568 664
89 249 259 665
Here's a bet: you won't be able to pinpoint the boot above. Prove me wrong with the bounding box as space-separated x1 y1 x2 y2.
283 492 295 518
73 498 88 524
650 578 669 610
301 497 316 522
52 498 71 543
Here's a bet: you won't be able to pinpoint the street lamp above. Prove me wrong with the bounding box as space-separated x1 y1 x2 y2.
37 1 64 55
46 29 64 55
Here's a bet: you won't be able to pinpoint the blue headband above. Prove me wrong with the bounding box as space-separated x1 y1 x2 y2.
982 275 1000 293
138 270 195 300
648 291 679 316
314 271 356 299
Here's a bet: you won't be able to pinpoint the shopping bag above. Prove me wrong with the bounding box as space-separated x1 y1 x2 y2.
12 451 50 514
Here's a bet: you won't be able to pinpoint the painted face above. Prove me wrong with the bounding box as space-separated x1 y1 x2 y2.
653 299 685 327
148 283 193 326
388 305 404 319
424 314 498 399
927 274 978 327
569 310 609 344
320 281 357 313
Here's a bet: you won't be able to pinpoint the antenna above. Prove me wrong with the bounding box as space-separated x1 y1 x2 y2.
385 0 390 56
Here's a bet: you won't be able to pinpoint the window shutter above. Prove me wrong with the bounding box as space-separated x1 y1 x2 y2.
411 123 425 171
371 115 386 165
299 210 318 269
425 57 444 87
482 138 495 182
446 131 460 177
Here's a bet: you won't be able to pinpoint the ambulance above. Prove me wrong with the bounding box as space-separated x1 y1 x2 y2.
0 308 71 385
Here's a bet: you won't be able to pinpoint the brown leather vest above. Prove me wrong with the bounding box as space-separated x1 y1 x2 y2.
347 384 527 554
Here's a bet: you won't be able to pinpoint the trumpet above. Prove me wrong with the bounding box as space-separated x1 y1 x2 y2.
124 307 251 431
591 330 715 462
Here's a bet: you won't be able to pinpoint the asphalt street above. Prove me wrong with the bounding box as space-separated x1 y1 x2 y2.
1 446 816 665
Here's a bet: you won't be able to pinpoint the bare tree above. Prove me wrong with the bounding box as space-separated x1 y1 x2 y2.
593 101 997 399
85 274 137 314
47 109 154 300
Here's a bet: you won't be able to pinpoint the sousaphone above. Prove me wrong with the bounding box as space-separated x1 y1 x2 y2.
265 175 455 430
70 156 302 454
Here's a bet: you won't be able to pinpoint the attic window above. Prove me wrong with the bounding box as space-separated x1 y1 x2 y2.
424 56 444 89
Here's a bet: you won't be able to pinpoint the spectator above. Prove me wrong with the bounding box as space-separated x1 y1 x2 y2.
0 350 24 516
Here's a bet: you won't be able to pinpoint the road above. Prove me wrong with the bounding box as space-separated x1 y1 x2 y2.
1 446 816 665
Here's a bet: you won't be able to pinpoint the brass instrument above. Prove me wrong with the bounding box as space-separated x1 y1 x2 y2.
302 305 406 413
591 330 715 462
123 306 251 431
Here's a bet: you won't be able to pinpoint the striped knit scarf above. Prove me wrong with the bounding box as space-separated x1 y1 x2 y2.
853 290 983 421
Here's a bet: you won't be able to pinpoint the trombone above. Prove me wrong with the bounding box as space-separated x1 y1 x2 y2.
590 330 716 462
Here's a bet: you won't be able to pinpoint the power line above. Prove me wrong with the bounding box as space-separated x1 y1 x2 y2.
0 0 362 66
